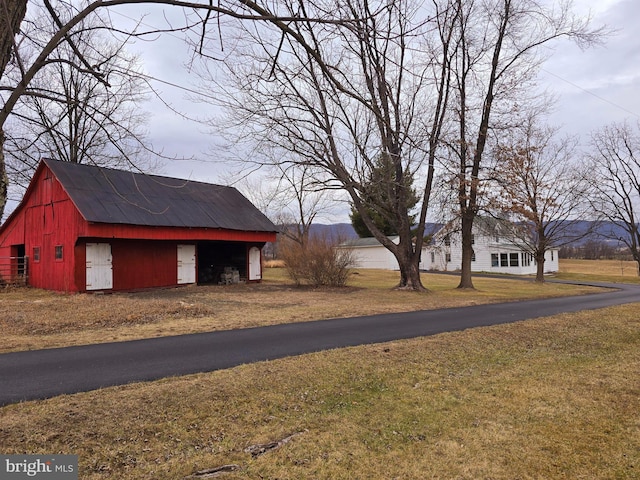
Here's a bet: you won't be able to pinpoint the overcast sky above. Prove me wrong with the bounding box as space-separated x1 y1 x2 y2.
121 0 640 201
541 0 640 138
5 0 639 222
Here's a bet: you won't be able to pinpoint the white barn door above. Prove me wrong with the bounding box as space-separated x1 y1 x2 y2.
177 244 196 284
248 246 261 281
86 243 113 290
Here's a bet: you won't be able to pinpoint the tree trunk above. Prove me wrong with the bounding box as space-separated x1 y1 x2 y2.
0 0 27 76
535 252 546 283
396 252 426 291
457 212 475 289
394 235 426 291
0 130 7 220
0 0 28 219
633 252 640 277
634 231 640 277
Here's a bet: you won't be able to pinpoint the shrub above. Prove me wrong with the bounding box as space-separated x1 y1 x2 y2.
279 236 354 287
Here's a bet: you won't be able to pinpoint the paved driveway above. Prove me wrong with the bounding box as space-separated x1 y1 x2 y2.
1 280 638 406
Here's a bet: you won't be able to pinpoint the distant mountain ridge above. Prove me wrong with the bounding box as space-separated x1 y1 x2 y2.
548 220 632 246
308 223 357 240
306 221 633 248
307 222 444 241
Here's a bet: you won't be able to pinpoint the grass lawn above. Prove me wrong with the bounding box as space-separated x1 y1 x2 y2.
0 268 601 353
557 258 640 283
0 260 638 479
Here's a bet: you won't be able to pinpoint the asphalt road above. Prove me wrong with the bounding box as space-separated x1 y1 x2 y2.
1 280 638 406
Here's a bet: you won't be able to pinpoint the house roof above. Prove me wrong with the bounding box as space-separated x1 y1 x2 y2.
339 236 399 247
42 159 278 232
434 216 522 238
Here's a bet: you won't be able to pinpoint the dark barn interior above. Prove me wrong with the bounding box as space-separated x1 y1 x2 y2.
197 241 247 284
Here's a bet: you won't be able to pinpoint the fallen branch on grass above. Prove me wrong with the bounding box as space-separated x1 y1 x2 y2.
243 430 307 458
184 464 239 478
183 430 307 478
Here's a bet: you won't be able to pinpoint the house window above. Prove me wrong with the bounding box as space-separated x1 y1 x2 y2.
444 234 451 247
551 250 554 261
510 253 519 267
500 253 508 267
55 245 63 261
446 253 452 263
471 234 475 245
491 253 499 267
522 253 531 267
471 250 476 262
431 252 435 263
33 247 40 263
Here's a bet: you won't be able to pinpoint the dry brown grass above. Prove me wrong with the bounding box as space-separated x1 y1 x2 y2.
558 258 640 283
0 269 601 353
1 262 637 478
263 259 285 268
1 304 638 479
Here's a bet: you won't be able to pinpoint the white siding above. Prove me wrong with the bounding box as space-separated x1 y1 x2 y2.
338 228 560 276
542 249 560 273
425 227 560 276
350 245 399 270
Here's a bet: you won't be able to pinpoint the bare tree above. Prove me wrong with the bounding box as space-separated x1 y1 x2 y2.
196 0 456 290
272 165 334 247
4 6 153 193
0 0 28 217
0 0 358 219
234 162 333 247
588 121 640 276
493 118 594 282
444 0 600 289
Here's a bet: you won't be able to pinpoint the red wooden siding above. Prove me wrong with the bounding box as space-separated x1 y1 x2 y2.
112 240 180 291
0 165 82 291
75 239 182 292
78 222 275 243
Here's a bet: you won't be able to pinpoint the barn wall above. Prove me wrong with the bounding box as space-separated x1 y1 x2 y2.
0 212 25 254
0 165 82 291
79 222 276 244
75 239 182 292
112 240 179 291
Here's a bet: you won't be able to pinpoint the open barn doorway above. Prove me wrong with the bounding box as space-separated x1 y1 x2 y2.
1 244 27 286
197 241 247 284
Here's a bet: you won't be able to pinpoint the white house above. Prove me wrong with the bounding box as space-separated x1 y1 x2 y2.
338 218 559 275
423 218 559 275
338 236 411 270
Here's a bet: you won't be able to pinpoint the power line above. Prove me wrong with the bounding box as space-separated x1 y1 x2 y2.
138 71 220 102
111 7 640 121
108 9 222 102
542 67 640 120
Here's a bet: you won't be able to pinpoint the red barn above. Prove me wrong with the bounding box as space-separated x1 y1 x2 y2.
0 159 278 292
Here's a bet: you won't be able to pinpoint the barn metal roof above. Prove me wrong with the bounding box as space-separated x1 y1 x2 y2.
44 159 278 232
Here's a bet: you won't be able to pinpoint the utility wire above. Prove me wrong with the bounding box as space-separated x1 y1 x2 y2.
542 67 640 120
111 7 640 121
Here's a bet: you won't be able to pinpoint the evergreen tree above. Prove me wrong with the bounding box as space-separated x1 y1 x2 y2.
350 153 418 238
